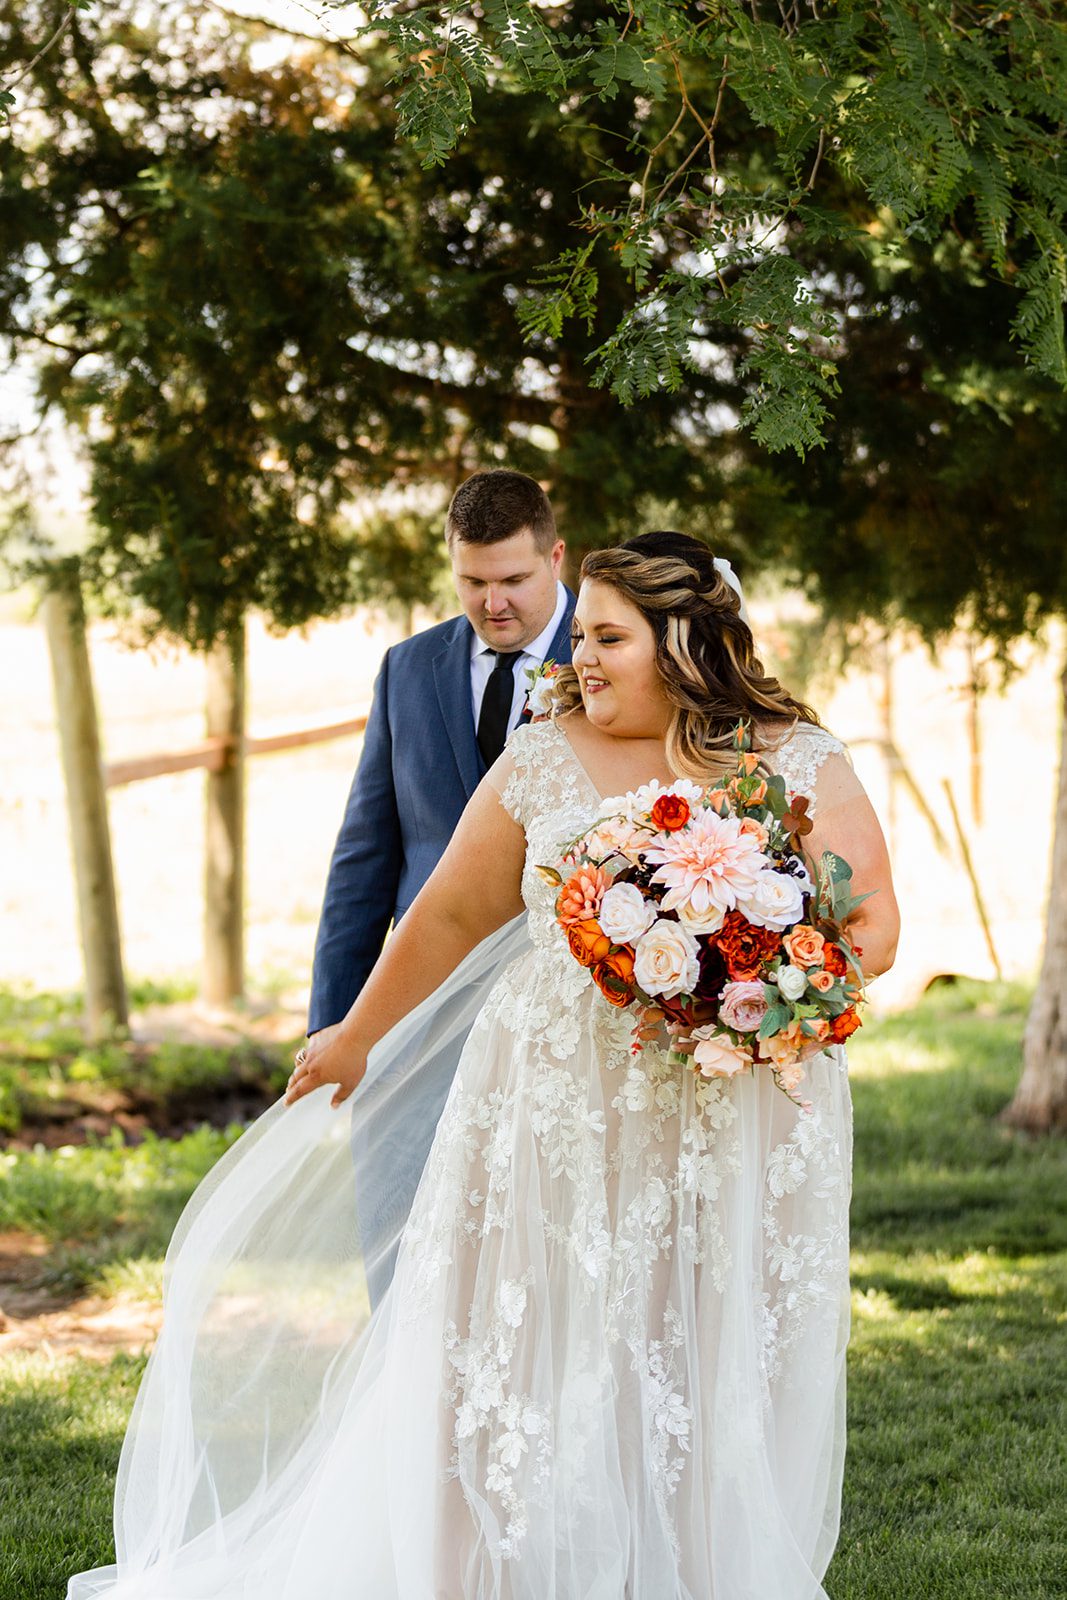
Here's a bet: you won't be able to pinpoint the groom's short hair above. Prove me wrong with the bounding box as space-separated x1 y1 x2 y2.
446 469 557 553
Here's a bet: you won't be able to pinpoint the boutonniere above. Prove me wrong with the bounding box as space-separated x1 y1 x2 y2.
523 658 561 718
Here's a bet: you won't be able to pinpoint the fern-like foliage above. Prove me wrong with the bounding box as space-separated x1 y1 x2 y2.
341 1 1067 449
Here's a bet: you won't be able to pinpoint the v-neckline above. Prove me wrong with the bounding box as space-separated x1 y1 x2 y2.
549 716 608 805
549 715 681 808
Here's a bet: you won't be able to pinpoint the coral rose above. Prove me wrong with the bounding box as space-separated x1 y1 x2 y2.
557 865 612 926
592 948 637 1007
809 969 836 994
651 794 691 832
829 1007 862 1043
567 918 612 969
783 926 825 969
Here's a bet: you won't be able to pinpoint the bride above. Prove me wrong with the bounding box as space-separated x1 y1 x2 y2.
68 531 899 1600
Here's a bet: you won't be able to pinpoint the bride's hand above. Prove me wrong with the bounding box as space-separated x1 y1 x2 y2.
285 1025 368 1109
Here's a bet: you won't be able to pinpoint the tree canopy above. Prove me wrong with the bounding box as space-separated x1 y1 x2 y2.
354 0 1067 455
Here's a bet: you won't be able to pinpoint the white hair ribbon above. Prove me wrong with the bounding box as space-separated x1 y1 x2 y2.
713 556 750 627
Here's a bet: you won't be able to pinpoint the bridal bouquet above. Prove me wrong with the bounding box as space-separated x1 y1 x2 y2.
537 722 870 1104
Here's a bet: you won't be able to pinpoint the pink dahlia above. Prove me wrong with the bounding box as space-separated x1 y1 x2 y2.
645 810 767 930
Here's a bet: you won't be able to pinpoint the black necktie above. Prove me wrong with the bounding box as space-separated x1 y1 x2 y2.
477 649 520 767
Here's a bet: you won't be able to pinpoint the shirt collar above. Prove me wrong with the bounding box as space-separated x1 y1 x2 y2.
471 580 569 663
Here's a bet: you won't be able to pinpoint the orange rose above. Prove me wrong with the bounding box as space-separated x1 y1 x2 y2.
829 1007 862 1043
784 927 826 969
567 918 612 968
746 779 767 806
822 943 847 977
809 969 835 994
737 752 760 776
592 948 637 1007
650 794 691 832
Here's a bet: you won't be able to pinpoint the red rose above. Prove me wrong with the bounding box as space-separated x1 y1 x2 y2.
651 794 691 832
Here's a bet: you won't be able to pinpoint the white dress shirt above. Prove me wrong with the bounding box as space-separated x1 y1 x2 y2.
469 580 569 734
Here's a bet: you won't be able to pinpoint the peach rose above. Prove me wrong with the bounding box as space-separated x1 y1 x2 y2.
783 926 826 969
804 1017 831 1042
764 1022 803 1068
809 969 836 994
776 1059 807 1096
738 817 768 846
689 1027 750 1079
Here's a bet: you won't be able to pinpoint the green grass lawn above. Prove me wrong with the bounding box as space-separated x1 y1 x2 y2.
1 979 1065 1599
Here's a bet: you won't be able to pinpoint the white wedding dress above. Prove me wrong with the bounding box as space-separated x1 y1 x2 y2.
68 717 857 1600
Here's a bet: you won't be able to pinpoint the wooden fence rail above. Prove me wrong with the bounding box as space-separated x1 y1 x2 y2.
103 714 370 789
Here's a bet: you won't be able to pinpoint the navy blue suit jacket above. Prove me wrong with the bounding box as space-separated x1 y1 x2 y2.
308 594 577 1033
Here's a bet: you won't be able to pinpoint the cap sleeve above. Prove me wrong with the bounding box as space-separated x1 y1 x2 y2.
484 722 541 829
766 723 865 820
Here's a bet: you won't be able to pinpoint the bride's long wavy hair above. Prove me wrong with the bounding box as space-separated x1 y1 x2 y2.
552 531 822 783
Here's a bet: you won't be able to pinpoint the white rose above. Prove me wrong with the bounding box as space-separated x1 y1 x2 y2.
740 869 806 931
598 777 704 823
776 963 808 1002
598 882 657 944
633 919 701 1000
676 898 727 936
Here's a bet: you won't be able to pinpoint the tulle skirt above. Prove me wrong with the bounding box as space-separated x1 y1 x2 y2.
67 915 852 1600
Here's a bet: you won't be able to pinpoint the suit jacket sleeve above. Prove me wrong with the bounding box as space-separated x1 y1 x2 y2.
308 649 403 1033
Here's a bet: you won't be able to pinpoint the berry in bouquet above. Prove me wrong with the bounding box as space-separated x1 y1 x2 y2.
537 720 871 1106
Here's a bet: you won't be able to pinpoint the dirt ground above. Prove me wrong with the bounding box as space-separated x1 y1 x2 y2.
2 598 1060 1018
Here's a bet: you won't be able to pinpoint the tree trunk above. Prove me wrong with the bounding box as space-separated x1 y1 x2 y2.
1003 659 1067 1132
40 574 128 1035
202 619 246 1004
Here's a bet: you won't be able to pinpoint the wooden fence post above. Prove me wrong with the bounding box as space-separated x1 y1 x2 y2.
203 618 246 1005
40 570 128 1035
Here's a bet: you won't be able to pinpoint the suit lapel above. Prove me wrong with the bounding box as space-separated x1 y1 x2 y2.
517 588 577 726
432 616 483 795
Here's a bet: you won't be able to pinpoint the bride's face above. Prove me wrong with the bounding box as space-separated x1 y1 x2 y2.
571 580 673 738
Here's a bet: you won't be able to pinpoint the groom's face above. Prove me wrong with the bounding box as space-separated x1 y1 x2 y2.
451 530 565 653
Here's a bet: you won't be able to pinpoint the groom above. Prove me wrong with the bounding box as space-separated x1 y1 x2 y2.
307 468 576 1044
